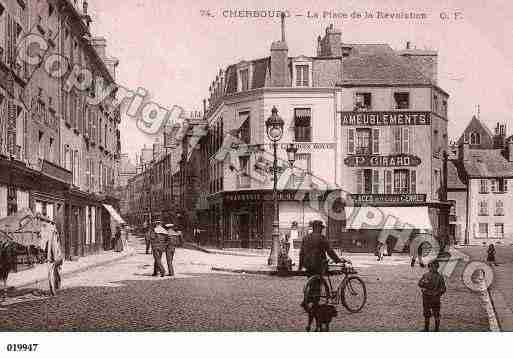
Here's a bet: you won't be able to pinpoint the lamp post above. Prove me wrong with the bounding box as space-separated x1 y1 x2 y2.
266 106 284 267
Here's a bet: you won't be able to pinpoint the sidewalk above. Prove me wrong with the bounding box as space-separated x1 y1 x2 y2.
5 235 138 291
458 245 513 331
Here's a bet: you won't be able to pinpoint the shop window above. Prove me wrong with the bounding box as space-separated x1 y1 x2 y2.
478 223 488 237
478 200 489 216
495 200 504 216
355 93 371 110
384 170 393 194
294 108 311 142
494 223 504 238
394 92 410 109
355 128 371 155
394 169 410 194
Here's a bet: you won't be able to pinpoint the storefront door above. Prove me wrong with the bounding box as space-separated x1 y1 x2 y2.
239 213 249 248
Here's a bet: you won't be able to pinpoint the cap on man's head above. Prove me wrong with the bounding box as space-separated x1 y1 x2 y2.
311 220 325 228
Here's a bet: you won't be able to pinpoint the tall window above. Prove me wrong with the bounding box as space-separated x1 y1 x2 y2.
355 93 371 110
394 169 410 194
38 131 44 159
478 200 489 216
294 108 311 142
238 112 250 144
494 223 504 238
479 179 488 193
495 200 504 216
355 129 371 155
384 170 393 194
295 65 309 87
478 223 488 237
291 153 311 188
356 169 374 194
470 131 480 145
394 92 410 109
240 69 249 91
238 156 250 188
392 127 412 154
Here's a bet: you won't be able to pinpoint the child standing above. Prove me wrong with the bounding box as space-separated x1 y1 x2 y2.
418 260 446 331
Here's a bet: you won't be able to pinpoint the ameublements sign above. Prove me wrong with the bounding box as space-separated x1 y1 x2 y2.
341 111 431 126
344 154 422 167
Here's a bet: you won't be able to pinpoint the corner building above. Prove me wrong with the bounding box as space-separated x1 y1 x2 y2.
200 24 451 251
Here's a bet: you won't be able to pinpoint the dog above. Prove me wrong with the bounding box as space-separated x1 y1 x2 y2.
305 303 338 332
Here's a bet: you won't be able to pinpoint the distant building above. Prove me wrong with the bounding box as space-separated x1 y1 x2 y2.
448 118 513 245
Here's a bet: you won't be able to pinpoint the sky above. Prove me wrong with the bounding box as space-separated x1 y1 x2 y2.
86 0 513 162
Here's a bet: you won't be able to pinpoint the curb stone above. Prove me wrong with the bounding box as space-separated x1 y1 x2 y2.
14 250 136 290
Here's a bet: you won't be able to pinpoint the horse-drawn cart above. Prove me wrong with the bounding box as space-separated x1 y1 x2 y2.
0 209 63 302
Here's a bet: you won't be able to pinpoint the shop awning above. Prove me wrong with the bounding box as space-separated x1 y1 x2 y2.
103 204 126 224
345 206 432 230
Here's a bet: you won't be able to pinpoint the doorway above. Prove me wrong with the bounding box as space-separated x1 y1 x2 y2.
238 213 250 248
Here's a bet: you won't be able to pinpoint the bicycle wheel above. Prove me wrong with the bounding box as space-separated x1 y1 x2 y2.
304 275 330 305
340 276 367 313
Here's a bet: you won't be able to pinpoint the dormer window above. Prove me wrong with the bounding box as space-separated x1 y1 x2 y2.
293 57 312 87
240 69 249 91
355 93 371 110
394 92 410 109
470 131 481 145
237 62 251 92
295 65 309 87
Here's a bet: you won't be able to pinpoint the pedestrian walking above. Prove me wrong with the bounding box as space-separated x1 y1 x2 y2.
487 243 498 266
165 224 180 276
144 226 152 254
285 221 298 260
418 260 446 332
375 241 384 261
151 221 167 277
114 226 123 252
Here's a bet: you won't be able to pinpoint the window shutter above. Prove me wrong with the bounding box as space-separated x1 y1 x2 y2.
393 127 402 154
356 169 363 194
372 128 379 154
491 180 496 193
385 170 392 194
372 170 379 194
402 127 410 154
410 170 416 193
348 129 355 154
505 180 508 192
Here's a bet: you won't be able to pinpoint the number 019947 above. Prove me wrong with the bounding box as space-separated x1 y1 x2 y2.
6 344 39 352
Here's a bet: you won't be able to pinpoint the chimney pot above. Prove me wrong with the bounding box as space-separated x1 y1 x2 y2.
406 41 411 49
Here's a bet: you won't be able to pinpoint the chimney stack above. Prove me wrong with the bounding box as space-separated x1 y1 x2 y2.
406 41 411 50
270 12 289 87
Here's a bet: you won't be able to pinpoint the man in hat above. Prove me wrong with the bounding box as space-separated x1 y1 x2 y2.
164 224 180 276
299 220 350 309
151 220 168 277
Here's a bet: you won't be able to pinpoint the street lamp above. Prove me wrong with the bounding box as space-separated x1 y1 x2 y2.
286 144 297 167
266 106 285 267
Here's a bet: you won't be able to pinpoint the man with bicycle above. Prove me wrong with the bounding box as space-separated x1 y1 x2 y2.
299 220 350 309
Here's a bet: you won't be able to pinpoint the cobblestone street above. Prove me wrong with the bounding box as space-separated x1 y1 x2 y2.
0 238 490 331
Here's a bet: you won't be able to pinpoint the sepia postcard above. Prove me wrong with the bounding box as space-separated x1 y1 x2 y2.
1 0 512 357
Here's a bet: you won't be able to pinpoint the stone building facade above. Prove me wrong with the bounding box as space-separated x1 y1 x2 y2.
0 0 122 260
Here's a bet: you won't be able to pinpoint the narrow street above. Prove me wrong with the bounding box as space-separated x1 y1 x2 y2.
0 237 489 331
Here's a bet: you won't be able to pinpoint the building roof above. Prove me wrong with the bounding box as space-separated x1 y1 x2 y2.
463 149 513 178
457 116 494 146
447 160 467 189
339 44 433 85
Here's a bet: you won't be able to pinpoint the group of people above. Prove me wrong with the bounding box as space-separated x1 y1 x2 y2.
294 219 450 332
144 220 181 277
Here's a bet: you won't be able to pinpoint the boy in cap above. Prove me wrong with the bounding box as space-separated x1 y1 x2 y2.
418 260 446 331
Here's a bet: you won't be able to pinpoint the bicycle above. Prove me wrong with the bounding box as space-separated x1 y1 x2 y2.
303 261 367 313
